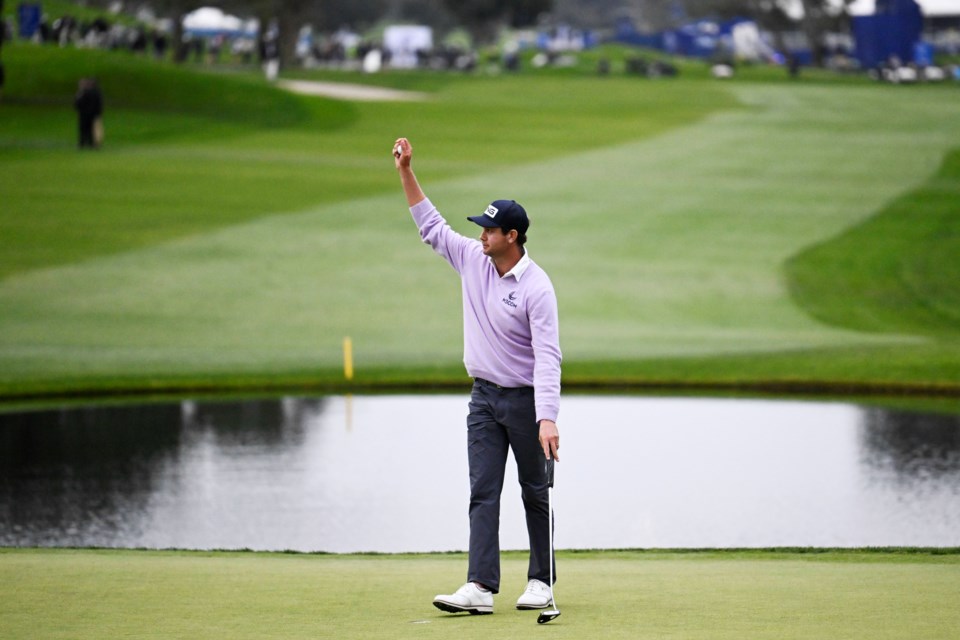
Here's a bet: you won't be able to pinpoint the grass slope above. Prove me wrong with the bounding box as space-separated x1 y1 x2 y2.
2 548 959 640
2 43 960 400
1 44 335 139
0 44 357 276
786 148 960 337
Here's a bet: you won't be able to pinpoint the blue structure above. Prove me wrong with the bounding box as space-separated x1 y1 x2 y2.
616 15 732 57
614 16 664 50
17 3 42 38
852 0 924 68
614 15 782 62
664 19 727 58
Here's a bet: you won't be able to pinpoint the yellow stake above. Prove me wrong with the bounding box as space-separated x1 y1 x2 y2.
343 336 354 381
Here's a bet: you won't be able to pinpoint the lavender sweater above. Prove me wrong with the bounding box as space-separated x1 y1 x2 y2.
411 198 562 423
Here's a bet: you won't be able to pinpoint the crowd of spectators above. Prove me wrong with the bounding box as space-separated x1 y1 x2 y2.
1 9 488 76
6 8 958 83
2 11 173 59
869 54 960 83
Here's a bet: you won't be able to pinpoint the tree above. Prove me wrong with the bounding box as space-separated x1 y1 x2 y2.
440 0 554 44
794 0 854 65
551 0 677 32
239 0 313 67
249 0 392 67
147 0 197 60
384 0 458 35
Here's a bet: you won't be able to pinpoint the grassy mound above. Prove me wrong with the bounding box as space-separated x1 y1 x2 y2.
0 44 355 146
786 149 960 337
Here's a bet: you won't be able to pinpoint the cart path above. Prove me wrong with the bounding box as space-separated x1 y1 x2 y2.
277 79 428 102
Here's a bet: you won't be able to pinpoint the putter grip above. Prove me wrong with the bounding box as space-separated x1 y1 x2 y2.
545 457 555 488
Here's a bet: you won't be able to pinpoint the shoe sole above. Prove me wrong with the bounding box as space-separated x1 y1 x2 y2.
433 600 493 615
516 603 551 610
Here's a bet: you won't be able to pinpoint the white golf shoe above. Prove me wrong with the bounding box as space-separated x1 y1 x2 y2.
516 579 552 610
432 582 494 615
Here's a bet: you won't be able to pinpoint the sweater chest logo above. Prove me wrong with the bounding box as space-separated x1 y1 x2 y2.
502 291 518 308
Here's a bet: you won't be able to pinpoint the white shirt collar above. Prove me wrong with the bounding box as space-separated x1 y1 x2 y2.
501 250 532 281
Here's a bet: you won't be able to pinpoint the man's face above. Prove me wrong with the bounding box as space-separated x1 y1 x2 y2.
479 226 515 257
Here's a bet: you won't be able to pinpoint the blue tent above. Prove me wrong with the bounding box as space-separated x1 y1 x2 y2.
852 0 924 68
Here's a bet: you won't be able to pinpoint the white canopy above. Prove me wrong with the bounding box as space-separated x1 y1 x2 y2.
182 7 243 33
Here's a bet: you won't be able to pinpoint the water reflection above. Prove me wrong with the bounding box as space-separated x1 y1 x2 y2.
1 396 958 552
180 397 322 448
0 404 182 546
860 408 960 481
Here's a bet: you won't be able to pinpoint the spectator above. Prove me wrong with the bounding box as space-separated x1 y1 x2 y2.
74 77 103 149
261 32 280 80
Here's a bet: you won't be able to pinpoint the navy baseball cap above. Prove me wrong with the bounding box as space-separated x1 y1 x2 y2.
467 199 529 234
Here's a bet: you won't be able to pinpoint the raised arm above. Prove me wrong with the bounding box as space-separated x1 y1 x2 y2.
394 137 426 207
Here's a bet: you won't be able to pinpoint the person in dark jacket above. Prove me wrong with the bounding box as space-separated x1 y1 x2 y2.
74 77 103 149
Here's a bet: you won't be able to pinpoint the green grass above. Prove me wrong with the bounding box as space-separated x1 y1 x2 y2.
0 44 732 278
786 149 960 337
2 42 960 402
1 44 331 132
2 548 959 639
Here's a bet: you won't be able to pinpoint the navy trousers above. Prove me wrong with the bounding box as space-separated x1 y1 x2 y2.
466 378 554 594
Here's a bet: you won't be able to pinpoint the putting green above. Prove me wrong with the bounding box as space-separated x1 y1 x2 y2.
1 548 958 639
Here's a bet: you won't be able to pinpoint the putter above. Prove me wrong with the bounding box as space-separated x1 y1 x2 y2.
537 456 561 624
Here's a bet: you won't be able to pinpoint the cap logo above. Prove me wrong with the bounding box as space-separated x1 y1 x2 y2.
484 205 499 219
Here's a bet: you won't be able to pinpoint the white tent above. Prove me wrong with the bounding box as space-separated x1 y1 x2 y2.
383 25 432 69
182 7 245 35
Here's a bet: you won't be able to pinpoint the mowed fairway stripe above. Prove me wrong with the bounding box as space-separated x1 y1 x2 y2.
0 84 958 380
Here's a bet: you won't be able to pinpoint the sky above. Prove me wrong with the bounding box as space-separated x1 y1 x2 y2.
847 0 960 15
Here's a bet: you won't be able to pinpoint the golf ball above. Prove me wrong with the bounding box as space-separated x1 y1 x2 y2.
394 145 402 157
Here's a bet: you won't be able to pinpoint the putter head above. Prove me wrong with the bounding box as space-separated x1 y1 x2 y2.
537 609 561 624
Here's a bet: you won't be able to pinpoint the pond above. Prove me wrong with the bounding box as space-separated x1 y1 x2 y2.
2 395 959 552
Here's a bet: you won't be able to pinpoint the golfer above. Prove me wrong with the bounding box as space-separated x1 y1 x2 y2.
393 137 562 615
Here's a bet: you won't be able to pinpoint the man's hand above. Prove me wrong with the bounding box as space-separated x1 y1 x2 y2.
393 137 411 170
538 419 560 461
